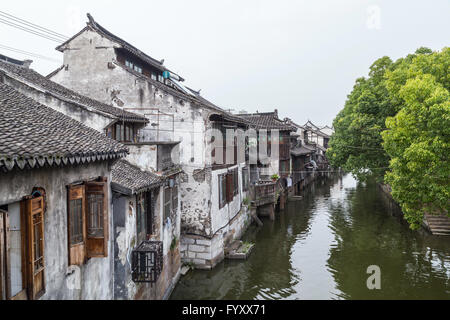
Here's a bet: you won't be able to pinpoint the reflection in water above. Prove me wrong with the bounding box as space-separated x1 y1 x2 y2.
171 174 450 300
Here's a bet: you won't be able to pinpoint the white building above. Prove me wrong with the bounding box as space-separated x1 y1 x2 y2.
49 14 252 270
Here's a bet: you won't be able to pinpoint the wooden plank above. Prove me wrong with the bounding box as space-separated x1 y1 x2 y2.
10 289 27 300
67 185 86 265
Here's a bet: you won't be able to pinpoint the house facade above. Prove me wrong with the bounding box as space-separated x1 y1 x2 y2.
48 14 252 270
0 55 182 299
0 82 128 300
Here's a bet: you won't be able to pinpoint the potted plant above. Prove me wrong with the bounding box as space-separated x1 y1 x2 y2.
271 174 279 181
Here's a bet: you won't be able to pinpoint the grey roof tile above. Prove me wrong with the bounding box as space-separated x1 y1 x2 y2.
0 83 128 171
111 159 162 194
236 112 296 131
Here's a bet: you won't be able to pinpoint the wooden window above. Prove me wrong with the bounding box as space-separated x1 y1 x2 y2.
136 191 153 240
1 197 47 301
164 188 171 222
236 168 239 196
242 167 249 191
218 174 227 209
145 192 153 237
21 197 46 300
226 173 233 203
67 185 86 266
172 186 178 214
85 182 108 258
116 123 123 141
113 123 134 142
67 178 108 266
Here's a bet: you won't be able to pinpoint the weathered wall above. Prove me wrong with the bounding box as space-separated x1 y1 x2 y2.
0 161 114 300
112 183 181 300
124 144 158 173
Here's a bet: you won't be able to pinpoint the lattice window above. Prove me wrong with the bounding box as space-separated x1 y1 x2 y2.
69 198 83 245
131 241 163 284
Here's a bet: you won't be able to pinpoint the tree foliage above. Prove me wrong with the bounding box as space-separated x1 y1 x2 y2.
328 47 450 229
382 48 450 229
327 56 396 181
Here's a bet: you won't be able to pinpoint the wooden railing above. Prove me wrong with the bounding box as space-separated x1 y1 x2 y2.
251 181 276 207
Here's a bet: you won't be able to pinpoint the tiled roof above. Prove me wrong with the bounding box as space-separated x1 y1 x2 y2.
291 145 314 157
0 83 128 171
0 59 147 123
303 120 331 138
111 159 162 194
235 112 296 131
56 15 237 119
57 14 175 78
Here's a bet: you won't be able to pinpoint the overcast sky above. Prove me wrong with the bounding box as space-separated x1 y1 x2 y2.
1 1 449 126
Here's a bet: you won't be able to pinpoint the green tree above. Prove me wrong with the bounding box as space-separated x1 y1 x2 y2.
328 47 449 230
382 48 450 229
327 56 396 181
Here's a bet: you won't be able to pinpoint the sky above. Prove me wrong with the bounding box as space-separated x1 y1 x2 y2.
1 0 449 126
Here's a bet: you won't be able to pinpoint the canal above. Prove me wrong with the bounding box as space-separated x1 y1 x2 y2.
171 174 450 300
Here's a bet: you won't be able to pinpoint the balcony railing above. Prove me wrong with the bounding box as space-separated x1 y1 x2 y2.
131 241 163 284
251 181 276 207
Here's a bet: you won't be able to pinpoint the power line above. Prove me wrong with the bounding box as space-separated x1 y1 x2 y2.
0 44 61 63
0 17 65 43
0 10 68 40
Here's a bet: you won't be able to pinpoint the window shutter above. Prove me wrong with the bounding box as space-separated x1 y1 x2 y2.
24 197 45 300
85 180 108 258
67 185 86 266
172 186 178 214
145 192 152 237
226 173 233 203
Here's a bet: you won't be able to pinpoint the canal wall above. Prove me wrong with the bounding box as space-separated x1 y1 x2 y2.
378 183 450 236
180 206 252 270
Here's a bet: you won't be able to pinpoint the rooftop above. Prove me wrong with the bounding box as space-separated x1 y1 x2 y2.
54 14 238 119
111 159 162 194
0 83 128 171
0 56 148 123
291 145 314 157
235 111 296 131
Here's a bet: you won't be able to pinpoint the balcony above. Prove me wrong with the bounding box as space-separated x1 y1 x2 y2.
131 241 163 284
251 181 276 207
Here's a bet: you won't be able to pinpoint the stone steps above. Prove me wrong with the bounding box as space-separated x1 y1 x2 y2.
424 214 450 236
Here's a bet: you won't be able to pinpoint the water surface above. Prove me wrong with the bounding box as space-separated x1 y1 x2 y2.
171 175 450 300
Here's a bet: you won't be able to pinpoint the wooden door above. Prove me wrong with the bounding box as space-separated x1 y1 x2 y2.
24 197 45 300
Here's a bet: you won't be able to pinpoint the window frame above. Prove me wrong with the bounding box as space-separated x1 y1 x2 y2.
163 187 171 223
67 177 108 266
242 167 249 192
218 174 227 209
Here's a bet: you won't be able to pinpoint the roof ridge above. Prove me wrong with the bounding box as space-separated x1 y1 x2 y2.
0 59 147 123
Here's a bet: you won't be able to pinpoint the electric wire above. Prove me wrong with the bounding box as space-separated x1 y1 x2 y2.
0 10 68 40
0 16 66 43
0 44 61 63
